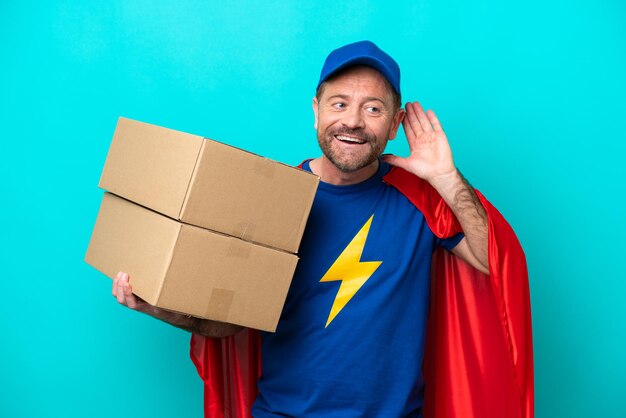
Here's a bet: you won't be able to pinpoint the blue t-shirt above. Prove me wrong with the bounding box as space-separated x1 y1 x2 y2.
252 161 463 418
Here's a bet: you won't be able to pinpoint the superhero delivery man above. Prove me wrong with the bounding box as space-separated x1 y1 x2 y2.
113 40 533 418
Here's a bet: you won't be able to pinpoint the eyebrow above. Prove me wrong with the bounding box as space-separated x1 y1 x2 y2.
326 94 387 105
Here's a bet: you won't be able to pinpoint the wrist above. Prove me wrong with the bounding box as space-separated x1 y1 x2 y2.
139 303 162 317
427 168 461 191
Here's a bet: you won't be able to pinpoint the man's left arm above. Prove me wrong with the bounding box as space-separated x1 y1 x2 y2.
383 101 489 274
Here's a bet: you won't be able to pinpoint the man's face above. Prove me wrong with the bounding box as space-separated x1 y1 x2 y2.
313 65 403 173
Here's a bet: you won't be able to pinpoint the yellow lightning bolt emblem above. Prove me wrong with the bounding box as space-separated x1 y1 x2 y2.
320 214 382 327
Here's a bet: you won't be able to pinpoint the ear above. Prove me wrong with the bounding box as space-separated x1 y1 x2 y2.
312 97 319 130
388 108 405 141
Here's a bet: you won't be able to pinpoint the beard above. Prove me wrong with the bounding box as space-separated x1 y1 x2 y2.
317 126 386 173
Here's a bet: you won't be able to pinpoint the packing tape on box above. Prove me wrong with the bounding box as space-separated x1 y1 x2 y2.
253 159 276 179
232 221 257 241
205 288 234 322
226 237 252 259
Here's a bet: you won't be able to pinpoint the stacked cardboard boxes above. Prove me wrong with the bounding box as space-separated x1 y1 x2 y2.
85 118 319 332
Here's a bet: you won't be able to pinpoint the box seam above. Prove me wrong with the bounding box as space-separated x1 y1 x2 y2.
179 139 205 219
105 192 294 256
180 220 298 256
156 222 183 305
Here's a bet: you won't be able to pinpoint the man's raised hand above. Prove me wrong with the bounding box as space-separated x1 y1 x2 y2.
383 101 457 186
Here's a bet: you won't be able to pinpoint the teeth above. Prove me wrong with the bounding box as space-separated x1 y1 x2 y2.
336 135 365 144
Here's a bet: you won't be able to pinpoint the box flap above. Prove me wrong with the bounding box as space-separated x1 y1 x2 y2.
99 117 204 220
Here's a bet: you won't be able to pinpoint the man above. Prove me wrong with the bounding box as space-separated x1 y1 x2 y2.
113 41 533 417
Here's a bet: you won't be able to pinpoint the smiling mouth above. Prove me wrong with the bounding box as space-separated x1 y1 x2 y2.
335 134 366 145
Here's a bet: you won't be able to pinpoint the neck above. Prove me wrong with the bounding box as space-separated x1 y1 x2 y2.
309 157 379 185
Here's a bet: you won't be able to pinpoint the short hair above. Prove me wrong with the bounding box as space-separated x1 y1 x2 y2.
315 66 402 112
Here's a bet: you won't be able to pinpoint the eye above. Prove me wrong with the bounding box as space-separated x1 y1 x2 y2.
366 106 380 114
332 102 346 109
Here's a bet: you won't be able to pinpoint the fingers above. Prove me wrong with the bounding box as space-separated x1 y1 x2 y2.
413 102 434 132
404 102 422 137
124 281 137 309
404 102 439 137
113 271 137 309
401 116 416 140
114 272 125 304
112 272 121 297
427 109 443 132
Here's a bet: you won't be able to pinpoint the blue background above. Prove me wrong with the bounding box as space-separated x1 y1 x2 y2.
2 1 624 417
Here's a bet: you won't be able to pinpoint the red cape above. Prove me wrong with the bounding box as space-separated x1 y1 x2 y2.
190 167 534 418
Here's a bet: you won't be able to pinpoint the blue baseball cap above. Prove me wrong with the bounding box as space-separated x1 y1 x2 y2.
317 40 401 96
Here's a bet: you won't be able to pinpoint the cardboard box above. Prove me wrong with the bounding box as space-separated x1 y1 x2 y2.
85 193 298 332
99 117 319 253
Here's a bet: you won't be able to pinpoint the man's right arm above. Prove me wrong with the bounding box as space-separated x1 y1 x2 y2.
112 272 243 338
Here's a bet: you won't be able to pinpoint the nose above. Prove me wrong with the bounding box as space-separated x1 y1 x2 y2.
342 106 365 130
